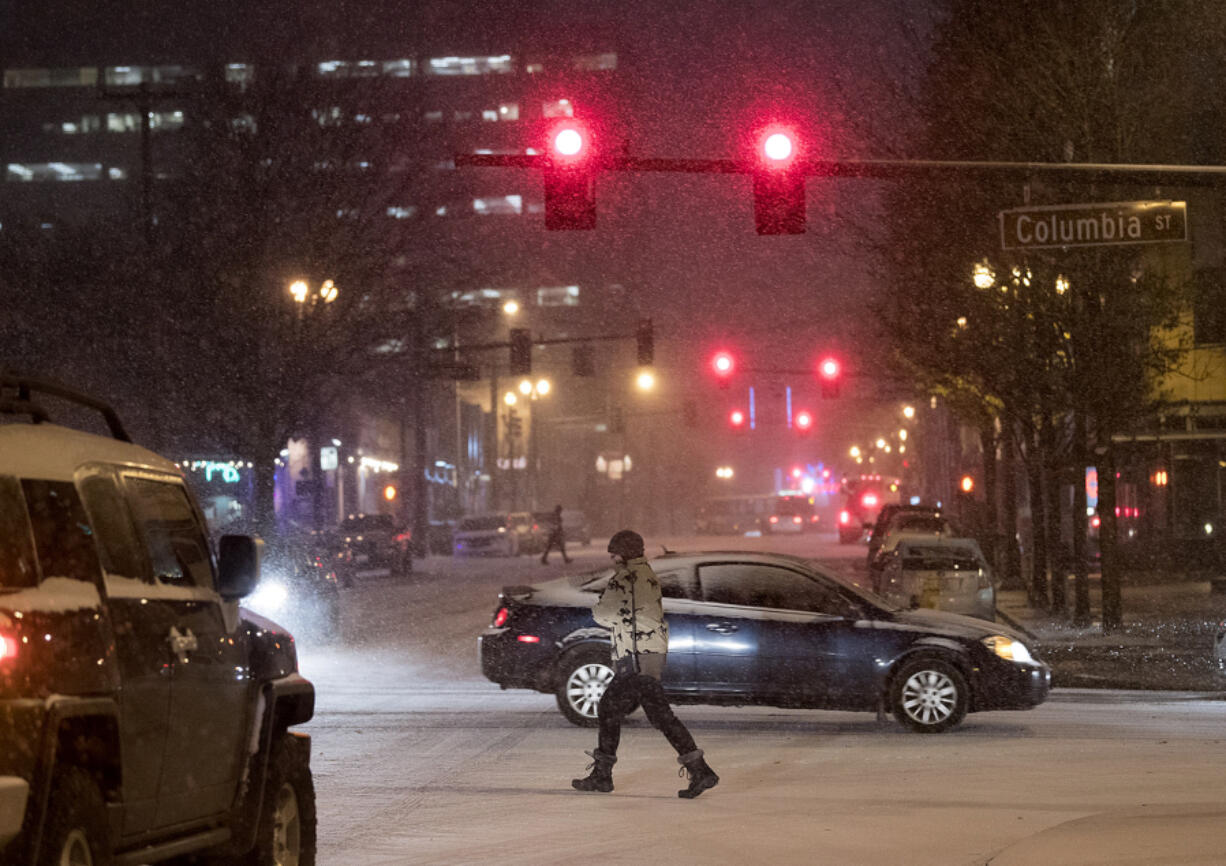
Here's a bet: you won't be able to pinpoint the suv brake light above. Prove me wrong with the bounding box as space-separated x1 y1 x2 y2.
769 515 779 524
839 510 851 525
492 606 509 628
0 634 18 662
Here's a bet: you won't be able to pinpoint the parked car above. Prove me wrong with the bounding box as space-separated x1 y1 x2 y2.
480 550 1049 733
454 513 519 556
874 537 997 621
868 513 955 573
867 504 946 564
509 511 546 554
337 512 411 573
0 374 315 865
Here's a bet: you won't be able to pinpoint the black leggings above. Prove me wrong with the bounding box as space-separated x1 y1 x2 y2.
597 667 697 759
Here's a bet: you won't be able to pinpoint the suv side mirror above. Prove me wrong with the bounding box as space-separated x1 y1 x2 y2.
218 534 262 600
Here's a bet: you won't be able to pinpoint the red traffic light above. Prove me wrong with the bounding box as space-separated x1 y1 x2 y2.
795 410 813 431
550 122 590 161
763 132 793 162
729 409 746 428
960 474 975 494
712 351 735 376
757 126 799 167
818 357 841 379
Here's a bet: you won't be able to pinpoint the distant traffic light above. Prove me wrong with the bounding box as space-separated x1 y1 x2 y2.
959 474 975 494
753 127 805 235
712 351 735 389
729 409 746 429
544 121 596 230
509 328 532 375
818 355 842 398
636 318 654 366
795 410 813 432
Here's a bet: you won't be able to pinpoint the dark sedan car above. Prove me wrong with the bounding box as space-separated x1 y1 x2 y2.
480 551 1050 733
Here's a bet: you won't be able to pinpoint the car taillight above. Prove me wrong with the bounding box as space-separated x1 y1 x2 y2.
516 635 541 643
492 607 509 627
0 634 18 663
395 531 412 544
839 511 851 525
862 493 879 508
792 515 802 524
769 515 779 524
810 515 819 523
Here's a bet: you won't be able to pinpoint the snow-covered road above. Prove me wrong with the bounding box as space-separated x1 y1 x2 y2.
291 536 1226 865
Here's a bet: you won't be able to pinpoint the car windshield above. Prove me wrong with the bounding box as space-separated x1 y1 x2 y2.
901 546 983 571
892 516 948 534
458 516 507 532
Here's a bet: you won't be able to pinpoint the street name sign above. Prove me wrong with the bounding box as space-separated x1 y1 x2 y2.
999 200 1187 250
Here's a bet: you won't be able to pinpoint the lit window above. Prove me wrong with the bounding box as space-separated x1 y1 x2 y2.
108 167 126 180
454 110 474 122
354 113 372 124
48 115 101 135
423 110 444 122
382 59 413 77
6 163 103 182
573 52 617 71
105 66 144 86
316 60 380 78
498 103 519 121
542 98 574 119
435 205 448 217
525 63 544 75
482 109 499 122
451 289 505 307
427 55 514 76
386 206 418 219
4 67 98 88
537 285 581 307
435 159 456 170
107 113 140 133
312 107 344 127
232 114 257 133
473 195 523 216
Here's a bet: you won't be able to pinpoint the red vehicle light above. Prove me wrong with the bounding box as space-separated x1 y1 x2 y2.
0 634 17 662
861 493 879 508
792 515 802 524
769 515 779 524
492 607 509 628
1091 516 1101 528
839 510 851 525
516 635 541 643
810 515 819 523
395 531 412 544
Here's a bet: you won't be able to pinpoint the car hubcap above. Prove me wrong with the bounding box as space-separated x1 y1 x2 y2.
58 829 92 866
901 669 957 726
566 662 614 718
272 781 301 866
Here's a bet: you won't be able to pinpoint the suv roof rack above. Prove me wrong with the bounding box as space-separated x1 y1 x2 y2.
0 373 132 442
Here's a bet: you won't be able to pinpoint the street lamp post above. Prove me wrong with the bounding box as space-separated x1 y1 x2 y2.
287 278 339 532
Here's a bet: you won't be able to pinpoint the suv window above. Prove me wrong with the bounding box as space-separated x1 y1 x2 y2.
79 473 147 581
21 479 101 584
699 562 845 614
0 475 38 588
126 477 214 590
459 516 507 532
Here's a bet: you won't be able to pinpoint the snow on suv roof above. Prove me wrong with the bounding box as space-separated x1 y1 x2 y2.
0 423 179 482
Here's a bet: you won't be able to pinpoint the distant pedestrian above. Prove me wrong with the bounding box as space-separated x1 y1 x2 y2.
571 529 719 799
540 504 572 564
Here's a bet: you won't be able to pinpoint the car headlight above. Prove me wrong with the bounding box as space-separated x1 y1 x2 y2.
982 635 1035 664
249 579 289 613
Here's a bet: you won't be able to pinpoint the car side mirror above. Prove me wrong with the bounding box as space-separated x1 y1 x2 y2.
218 534 262 600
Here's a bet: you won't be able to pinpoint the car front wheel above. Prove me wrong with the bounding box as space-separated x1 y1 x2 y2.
245 733 316 866
890 656 968 733
555 647 614 727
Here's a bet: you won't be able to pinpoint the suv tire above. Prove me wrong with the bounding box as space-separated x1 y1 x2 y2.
243 733 316 866
37 767 111 866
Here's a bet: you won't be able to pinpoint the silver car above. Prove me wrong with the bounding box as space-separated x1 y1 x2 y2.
875 537 996 621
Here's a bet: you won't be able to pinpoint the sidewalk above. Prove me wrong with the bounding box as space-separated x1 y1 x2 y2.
996 578 1226 691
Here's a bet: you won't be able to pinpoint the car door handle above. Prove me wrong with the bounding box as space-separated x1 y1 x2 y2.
706 622 739 634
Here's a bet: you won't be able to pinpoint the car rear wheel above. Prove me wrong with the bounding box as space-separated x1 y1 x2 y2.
555 647 615 727
37 766 110 866
890 656 968 733
243 733 316 866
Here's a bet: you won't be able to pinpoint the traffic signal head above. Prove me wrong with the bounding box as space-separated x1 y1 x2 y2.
509 328 532 375
753 126 804 235
818 355 842 398
960 474 975 494
544 121 596 230
712 351 735 375
795 410 813 432
636 318 654 366
729 409 746 428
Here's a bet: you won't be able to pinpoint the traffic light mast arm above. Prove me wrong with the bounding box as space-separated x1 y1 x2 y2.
457 153 1226 186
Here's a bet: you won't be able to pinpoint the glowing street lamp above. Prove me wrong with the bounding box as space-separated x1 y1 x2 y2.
504 391 518 406
503 299 520 315
902 405 916 420
635 369 656 391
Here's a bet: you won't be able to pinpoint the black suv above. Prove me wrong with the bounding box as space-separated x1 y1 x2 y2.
0 376 315 866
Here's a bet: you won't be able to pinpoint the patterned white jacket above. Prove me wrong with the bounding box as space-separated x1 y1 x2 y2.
591 556 669 659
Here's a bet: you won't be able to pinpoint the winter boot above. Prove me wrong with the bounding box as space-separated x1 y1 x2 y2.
571 750 615 793
677 749 719 799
